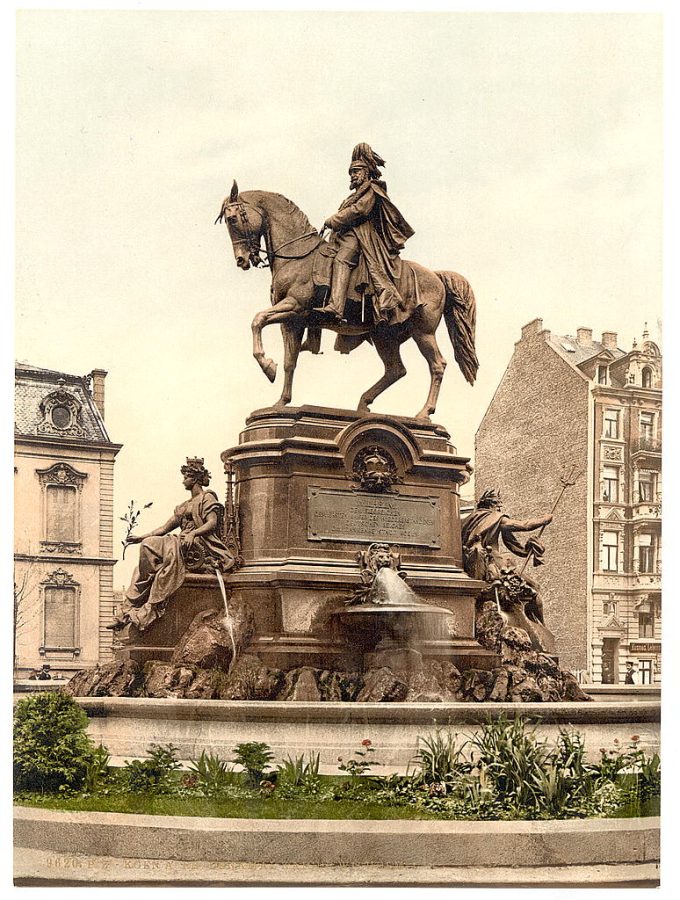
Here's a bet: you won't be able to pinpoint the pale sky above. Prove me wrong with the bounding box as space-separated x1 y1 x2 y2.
13 10 663 587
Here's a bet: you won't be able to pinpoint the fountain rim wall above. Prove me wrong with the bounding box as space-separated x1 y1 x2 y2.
73 696 660 725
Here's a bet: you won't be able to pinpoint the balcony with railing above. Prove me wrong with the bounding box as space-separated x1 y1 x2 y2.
632 491 662 520
632 437 662 456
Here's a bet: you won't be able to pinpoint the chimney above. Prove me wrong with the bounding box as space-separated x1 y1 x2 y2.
576 327 592 346
601 332 618 351
90 369 107 420
521 318 545 340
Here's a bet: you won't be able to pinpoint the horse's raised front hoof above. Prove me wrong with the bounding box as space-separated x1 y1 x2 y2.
261 359 278 383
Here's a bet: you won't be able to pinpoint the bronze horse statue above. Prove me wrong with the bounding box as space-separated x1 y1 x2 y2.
216 181 478 420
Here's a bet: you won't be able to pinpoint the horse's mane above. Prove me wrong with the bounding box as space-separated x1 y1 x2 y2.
242 190 314 235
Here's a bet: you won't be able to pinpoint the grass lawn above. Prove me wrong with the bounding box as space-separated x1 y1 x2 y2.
14 792 443 820
14 791 659 821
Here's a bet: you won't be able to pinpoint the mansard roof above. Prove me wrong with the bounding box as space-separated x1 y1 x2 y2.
14 361 112 443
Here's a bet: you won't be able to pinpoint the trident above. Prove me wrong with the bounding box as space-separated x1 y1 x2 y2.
517 464 580 577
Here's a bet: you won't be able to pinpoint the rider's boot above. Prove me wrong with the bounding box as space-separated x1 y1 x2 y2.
321 261 351 324
374 289 394 325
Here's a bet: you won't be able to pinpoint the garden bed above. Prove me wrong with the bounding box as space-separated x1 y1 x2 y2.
13 694 661 886
15 787 660 821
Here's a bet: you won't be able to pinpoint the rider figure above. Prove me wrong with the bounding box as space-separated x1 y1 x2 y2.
322 143 414 325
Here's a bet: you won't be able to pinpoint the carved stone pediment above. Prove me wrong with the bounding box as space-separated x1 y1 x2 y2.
42 568 79 587
598 615 624 633
36 462 87 491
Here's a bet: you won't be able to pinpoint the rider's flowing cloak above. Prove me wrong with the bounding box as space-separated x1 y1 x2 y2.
328 179 415 315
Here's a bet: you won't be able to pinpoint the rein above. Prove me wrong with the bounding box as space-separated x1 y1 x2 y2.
221 197 322 268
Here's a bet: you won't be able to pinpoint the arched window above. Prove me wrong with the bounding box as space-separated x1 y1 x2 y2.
642 367 653 388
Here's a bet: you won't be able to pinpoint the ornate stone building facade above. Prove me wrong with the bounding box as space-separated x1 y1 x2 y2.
14 363 122 678
475 320 661 683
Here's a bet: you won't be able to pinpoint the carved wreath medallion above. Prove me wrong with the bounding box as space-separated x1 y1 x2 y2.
351 446 402 493
37 386 87 438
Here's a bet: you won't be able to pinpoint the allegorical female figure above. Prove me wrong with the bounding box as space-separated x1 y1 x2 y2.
109 457 235 633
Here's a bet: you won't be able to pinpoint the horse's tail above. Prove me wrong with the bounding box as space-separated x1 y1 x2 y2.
436 270 479 385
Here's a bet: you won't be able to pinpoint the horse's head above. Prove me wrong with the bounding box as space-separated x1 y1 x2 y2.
215 181 266 270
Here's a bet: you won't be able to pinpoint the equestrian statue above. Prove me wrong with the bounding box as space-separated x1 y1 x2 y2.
216 143 478 420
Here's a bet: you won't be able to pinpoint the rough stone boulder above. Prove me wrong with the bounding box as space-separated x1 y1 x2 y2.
475 600 505 653
279 667 322 702
143 662 196 698
171 601 254 671
406 669 450 702
317 669 364 702
455 668 495 702
356 667 408 702
64 659 143 697
218 654 285 701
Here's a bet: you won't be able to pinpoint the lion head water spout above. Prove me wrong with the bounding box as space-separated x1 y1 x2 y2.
334 544 454 675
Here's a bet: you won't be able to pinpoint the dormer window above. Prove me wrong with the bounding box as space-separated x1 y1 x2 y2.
642 367 653 389
597 365 608 385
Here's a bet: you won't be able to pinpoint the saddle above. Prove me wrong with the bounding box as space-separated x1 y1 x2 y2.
308 243 420 354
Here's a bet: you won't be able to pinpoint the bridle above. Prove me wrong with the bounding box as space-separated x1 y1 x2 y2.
216 197 321 269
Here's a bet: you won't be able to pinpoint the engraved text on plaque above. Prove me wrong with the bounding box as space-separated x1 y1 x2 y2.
307 487 441 547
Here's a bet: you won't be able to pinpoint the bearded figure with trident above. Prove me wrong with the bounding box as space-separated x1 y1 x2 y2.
462 469 578 653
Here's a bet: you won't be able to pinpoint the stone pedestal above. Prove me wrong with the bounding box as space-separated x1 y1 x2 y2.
114 575 223 665
220 406 496 672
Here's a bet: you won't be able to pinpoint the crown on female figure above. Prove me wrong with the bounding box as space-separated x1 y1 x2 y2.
181 457 211 485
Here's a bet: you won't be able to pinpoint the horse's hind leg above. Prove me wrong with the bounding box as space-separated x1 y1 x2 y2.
275 322 305 408
357 333 407 415
412 330 447 420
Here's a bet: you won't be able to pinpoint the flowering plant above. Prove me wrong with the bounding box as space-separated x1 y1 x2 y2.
337 739 382 779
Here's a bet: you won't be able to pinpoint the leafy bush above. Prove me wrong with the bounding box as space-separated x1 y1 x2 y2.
82 744 112 795
121 744 181 794
233 741 274 787
188 750 241 797
275 752 329 799
14 692 96 793
277 751 319 784
412 729 468 784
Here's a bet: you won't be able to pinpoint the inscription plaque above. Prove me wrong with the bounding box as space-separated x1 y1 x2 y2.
307 487 441 547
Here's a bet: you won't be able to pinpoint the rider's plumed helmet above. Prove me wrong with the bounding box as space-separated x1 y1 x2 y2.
349 143 386 180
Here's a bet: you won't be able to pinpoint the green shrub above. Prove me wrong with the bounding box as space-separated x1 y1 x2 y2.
82 744 112 794
232 742 274 787
13 692 96 794
188 750 241 797
412 729 468 784
275 752 328 799
121 744 181 794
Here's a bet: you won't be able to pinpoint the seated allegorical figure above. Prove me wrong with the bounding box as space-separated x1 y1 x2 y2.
108 457 235 634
